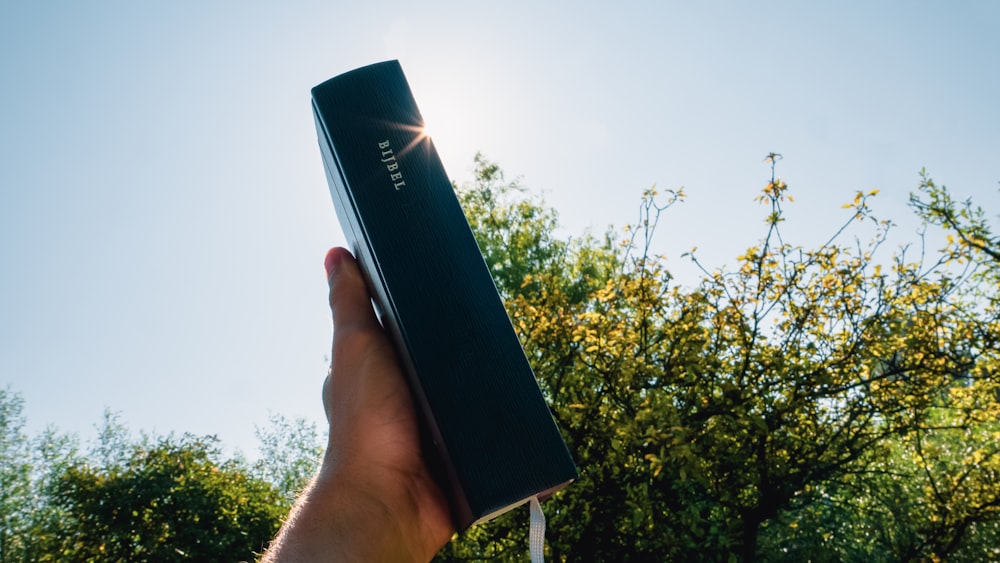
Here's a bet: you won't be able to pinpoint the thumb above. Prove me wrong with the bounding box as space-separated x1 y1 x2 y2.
324 247 380 334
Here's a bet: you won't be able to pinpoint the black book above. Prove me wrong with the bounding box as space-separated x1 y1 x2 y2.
311 60 577 530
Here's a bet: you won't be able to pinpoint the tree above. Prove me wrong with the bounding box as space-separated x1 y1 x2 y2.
437 156 1000 561
0 388 32 563
48 433 287 562
0 393 305 562
0 388 79 563
831 172 1000 561
253 412 323 503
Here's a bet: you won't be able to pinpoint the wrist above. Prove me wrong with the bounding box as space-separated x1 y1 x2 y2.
262 457 448 562
311 459 449 562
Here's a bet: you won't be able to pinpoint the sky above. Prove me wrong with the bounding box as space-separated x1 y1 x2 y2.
2 1 997 458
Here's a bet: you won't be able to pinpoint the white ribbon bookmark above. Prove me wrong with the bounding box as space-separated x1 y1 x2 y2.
529 496 546 563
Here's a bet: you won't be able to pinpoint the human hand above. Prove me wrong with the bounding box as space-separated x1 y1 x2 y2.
262 247 454 562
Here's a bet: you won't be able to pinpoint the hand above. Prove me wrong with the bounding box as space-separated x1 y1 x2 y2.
262 247 454 562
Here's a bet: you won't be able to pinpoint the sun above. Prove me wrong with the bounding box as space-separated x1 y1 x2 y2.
406 72 478 175
420 121 433 142
396 120 435 160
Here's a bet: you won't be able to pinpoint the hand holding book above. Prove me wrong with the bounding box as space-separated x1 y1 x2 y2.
262 247 454 562
266 61 575 561
312 60 576 530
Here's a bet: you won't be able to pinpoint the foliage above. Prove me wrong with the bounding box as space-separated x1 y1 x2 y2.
457 153 620 306
910 170 1000 268
48 433 287 562
0 395 293 562
253 412 323 503
0 388 80 563
437 156 1000 562
0 388 30 562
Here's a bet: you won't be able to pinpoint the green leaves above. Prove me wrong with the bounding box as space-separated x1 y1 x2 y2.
0 393 298 563
50 434 288 562
1 388 81 563
441 159 1000 562
252 412 322 503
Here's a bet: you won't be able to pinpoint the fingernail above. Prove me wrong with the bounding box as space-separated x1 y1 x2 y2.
324 248 344 283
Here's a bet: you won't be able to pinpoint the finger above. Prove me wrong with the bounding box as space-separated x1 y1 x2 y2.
324 247 380 334
323 247 379 426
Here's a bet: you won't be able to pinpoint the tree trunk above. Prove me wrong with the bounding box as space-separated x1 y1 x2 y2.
739 516 760 563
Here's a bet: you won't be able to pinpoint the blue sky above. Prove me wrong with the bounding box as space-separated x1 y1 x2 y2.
2 1 997 457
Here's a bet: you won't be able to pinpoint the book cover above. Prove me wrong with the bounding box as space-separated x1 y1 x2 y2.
311 60 577 530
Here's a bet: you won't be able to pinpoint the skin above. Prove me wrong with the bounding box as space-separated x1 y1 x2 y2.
261 247 454 562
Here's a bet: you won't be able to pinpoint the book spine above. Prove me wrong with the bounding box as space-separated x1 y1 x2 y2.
312 60 577 530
